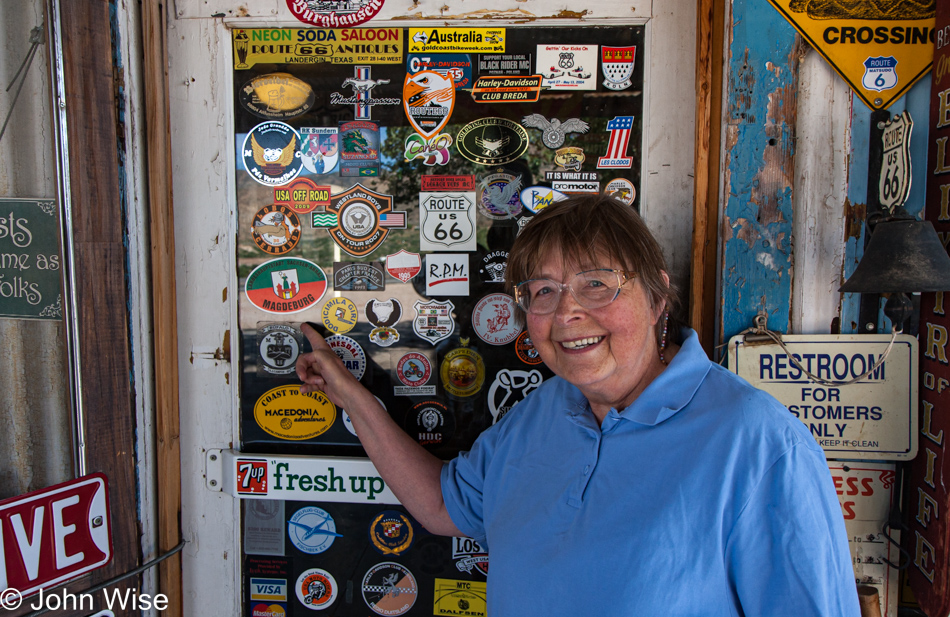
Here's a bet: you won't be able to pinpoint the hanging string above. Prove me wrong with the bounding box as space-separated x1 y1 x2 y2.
0 26 45 144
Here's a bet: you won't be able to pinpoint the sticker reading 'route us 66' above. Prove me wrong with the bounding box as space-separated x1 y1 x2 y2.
419 192 476 252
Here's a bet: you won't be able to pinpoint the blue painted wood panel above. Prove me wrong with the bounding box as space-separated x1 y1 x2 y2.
720 0 799 342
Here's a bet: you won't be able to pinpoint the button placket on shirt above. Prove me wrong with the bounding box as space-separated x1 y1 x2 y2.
566 410 603 508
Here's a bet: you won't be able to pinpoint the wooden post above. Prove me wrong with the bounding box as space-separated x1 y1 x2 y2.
856 585 883 617
142 0 183 614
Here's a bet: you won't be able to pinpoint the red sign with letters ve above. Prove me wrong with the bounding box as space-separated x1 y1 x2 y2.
0 473 112 598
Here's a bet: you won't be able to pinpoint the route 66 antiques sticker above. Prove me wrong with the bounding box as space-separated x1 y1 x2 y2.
419 192 476 251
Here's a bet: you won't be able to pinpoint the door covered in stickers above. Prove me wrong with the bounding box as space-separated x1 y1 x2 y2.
234 24 643 616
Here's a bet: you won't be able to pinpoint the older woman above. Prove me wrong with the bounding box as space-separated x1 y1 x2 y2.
298 195 859 616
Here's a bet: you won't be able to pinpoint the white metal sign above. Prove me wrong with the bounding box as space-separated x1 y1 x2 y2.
879 110 913 211
419 192 476 252
207 449 400 504
729 334 918 460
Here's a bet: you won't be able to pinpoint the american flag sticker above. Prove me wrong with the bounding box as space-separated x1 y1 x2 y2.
597 115 634 169
379 211 407 228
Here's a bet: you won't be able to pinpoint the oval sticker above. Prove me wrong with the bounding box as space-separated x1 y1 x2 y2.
254 385 337 440
240 73 315 120
245 257 328 314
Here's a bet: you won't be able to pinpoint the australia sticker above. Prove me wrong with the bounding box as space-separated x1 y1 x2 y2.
456 117 529 166
243 121 303 186
420 192 477 251
386 250 422 283
321 296 359 334
252 204 302 255
413 299 455 345
488 368 543 423
370 510 415 555
441 342 485 398
326 334 367 381
406 399 454 445
245 257 328 314
257 323 303 376
395 352 436 395
472 293 521 345
315 184 406 257
300 127 339 175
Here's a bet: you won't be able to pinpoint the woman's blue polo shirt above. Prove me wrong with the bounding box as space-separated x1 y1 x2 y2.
442 328 860 616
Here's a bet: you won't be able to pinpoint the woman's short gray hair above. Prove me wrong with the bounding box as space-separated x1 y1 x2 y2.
505 194 678 319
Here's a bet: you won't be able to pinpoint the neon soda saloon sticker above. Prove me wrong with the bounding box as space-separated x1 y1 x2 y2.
234 29 404 69
245 257 328 314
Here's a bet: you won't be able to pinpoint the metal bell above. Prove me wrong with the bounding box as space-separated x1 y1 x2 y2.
839 217 950 293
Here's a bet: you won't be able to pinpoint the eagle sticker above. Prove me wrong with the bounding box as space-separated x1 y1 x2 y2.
242 121 302 186
403 70 456 138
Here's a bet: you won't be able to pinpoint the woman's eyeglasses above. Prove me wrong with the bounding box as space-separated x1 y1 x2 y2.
514 269 634 315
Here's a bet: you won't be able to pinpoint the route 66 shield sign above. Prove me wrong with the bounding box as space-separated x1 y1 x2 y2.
419 192 476 251
879 110 913 211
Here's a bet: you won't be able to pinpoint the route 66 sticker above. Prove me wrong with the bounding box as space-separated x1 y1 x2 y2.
419 192 476 251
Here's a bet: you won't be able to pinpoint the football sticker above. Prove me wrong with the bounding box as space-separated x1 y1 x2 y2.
254 386 336 441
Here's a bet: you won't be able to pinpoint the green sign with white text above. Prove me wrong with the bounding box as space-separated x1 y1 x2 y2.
0 198 63 320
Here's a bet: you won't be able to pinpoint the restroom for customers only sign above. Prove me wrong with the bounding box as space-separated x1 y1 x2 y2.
729 334 918 461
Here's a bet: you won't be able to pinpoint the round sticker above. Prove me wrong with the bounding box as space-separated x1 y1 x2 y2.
289 507 340 555
296 568 338 610
340 396 386 437
240 72 315 120
243 121 303 186
325 334 367 381
321 297 358 334
369 510 414 555
254 386 337 441
258 323 302 375
361 562 418 616
396 353 432 388
286 0 385 28
488 368 544 423
514 331 543 365
406 399 454 445
605 178 637 205
456 117 529 166
252 204 302 255
472 293 522 345
245 257 328 315
477 172 523 219
440 347 485 398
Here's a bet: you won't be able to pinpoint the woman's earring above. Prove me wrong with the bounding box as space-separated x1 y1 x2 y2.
658 311 669 365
